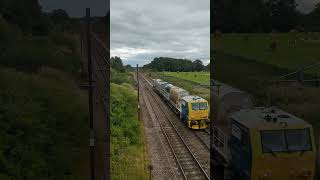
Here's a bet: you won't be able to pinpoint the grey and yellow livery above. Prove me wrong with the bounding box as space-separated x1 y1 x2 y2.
213 107 316 180
152 79 209 129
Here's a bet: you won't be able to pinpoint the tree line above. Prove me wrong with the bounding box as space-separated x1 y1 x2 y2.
142 57 208 72
0 0 77 35
212 0 320 33
110 56 134 72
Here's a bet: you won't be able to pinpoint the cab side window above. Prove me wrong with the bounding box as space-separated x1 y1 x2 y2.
232 122 250 152
241 129 250 151
182 101 187 109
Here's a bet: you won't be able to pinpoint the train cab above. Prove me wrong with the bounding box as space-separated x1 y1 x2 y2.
181 96 209 129
228 107 316 180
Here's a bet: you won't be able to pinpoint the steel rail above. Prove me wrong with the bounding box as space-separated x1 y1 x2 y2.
141 74 210 180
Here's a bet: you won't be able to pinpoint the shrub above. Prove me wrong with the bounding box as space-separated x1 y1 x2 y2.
0 37 80 73
0 68 88 179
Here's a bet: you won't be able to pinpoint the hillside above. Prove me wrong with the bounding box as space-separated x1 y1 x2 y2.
0 3 90 179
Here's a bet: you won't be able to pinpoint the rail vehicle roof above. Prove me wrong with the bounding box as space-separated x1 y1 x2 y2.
158 81 168 85
231 107 310 129
211 80 250 98
171 86 187 91
183 95 207 103
165 84 175 89
211 80 253 109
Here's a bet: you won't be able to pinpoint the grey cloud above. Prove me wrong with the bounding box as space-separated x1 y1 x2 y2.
297 0 320 13
111 0 210 66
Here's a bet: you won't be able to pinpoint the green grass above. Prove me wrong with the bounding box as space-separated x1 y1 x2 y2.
213 33 320 130
213 33 320 73
162 71 209 85
111 71 149 179
0 67 89 180
214 52 320 132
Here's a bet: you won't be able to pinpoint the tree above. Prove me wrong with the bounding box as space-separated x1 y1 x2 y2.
213 0 265 32
110 56 125 72
50 9 69 24
263 0 299 32
304 2 320 31
212 0 307 33
0 0 43 34
192 60 204 71
125 64 134 71
142 57 204 72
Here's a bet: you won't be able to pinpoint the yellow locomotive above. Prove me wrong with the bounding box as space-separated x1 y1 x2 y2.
181 96 209 129
212 107 316 180
152 79 209 129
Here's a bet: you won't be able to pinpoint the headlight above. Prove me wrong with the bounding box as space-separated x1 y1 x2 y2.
298 169 312 177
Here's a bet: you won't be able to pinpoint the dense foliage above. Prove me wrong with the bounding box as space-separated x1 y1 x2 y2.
212 0 320 32
110 56 125 72
110 58 149 179
0 0 76 35
0 5 89 179
0 68 88 180
142 57 206 72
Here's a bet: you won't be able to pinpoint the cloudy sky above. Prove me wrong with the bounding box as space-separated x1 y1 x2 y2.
110 0 210 66
39 0 319 66
297 0 319 13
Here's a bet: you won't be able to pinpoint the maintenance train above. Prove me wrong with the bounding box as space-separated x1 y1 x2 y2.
211 80 316 180
152 79 209 129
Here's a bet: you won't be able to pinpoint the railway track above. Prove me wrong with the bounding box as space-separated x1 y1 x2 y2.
142 74 211 150
140 74 210 180
194 130 210 150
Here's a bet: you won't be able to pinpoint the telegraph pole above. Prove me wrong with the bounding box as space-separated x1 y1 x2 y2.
86 8 95 180
137 64 140 108
137 64 140 98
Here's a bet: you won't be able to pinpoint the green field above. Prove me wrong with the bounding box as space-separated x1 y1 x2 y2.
213 32 320 132
213 33 320 73
162 71 209 85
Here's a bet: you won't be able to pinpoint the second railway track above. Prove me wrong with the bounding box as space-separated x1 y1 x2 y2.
140 74 210 180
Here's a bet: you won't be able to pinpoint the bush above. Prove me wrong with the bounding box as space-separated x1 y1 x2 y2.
0 68 88 179
0 15 21 52
0 36 80 74
111 69 133 85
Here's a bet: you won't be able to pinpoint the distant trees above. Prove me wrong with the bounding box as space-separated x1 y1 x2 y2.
0 0 39 32
110 56 125 72
143 57 206 72
212 0 318 33
192 59 204 71
263 0 299 32
50 9 69 24
110 56 134 72
0 0 76 35
303 3 320 31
